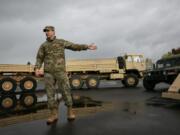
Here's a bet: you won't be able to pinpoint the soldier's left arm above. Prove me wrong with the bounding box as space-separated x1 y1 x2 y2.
63 40 89 51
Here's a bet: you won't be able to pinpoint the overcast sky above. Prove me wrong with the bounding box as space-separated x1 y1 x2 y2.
0 0 180 64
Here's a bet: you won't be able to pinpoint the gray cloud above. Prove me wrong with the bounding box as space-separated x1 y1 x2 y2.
0 0 180 64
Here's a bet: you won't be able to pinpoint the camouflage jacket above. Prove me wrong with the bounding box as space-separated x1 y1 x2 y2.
35 37 88 72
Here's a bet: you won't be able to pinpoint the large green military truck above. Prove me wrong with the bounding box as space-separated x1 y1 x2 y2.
66 54 146 89
143 54 180 91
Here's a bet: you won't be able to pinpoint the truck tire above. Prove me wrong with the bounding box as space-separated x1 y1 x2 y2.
86 76 100 89
124 74 139 87
20 93 37 108
0 78 17 93
69 76 84 90
20 77 37 92
0 95 17 110
143 76 155 91
121 80 125 85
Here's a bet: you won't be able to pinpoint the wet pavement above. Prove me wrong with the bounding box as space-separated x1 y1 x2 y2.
0 80 180 135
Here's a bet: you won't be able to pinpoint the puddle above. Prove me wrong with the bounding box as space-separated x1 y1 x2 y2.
72 95 102 108
71 95 113 117
146 96 180 108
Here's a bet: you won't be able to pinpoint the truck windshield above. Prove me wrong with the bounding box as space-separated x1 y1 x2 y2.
133 56 144 63
157 63 164 69
156 57 180 69
126 56 144 63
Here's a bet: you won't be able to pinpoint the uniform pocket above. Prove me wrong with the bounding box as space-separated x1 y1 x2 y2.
56 58 64 65
44 60 53 71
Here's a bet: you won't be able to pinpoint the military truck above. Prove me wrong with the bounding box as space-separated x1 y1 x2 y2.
143 54 180 91
66 54 146 89
0 54 145 110
0 64 43 111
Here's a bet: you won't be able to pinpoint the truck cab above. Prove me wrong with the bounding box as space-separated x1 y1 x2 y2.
124 54 146 76
117 54 146 87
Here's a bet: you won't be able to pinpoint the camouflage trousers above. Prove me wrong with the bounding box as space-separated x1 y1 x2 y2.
44 72 73 110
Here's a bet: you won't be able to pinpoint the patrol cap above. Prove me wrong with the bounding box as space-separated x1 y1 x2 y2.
43 26 55 32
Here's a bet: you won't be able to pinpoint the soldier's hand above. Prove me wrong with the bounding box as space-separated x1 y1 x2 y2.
35 69 43 77
88 43 97 50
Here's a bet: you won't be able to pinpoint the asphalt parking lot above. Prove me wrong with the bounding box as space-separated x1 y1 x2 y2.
0 80 180 135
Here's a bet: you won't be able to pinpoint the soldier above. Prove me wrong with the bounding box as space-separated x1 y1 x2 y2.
35 26 97 125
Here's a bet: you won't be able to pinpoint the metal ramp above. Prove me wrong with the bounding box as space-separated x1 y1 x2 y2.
162 74 180 100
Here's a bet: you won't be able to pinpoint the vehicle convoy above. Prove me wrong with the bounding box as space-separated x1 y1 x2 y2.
143 52 180 91
0 54 145 111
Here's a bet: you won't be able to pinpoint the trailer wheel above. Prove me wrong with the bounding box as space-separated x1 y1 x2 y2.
86 76 100 89
0 78 17 93
70 76 84 90
20 77 37 92
0 95 17 110
124 74 139 87
143 76 155 91
20 94 37 108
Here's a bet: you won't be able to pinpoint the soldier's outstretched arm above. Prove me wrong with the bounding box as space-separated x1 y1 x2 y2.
63 40 89 51
35 45 45 70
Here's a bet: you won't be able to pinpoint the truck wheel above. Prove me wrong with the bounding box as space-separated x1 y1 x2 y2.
124 74 139 87
86 76 100 89
143 76 155 91
0 95 17 110
20 94 37 108
121 80 125 85
0 78 17 93
70 76 84 90
20 77 37 92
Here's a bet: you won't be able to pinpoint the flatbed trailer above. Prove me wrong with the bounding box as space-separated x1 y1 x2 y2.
0 72 50 127
0 54 146 92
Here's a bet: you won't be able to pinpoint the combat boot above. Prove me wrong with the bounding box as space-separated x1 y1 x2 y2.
67 106 76 121
47 108 59 125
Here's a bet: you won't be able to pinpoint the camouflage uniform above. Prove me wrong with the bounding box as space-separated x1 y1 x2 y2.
35 36 88 110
